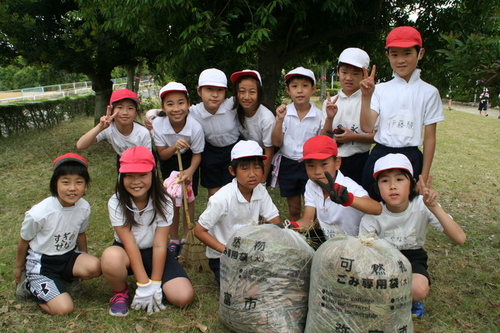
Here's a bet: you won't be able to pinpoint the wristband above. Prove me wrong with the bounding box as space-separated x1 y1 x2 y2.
342 192 354 207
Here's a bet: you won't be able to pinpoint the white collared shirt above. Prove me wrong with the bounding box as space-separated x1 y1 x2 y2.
96 122 152 155
152 114 205 154
237 104 275 148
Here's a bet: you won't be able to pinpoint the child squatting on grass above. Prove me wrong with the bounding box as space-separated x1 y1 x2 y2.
359 153 466 318
152 82 205 258
194 140 281 284
100 146 194 317
76 89 151 166
289 135 381 240
14 153 101 315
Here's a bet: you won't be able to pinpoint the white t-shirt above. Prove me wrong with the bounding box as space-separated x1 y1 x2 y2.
152 114 205 154
371 69 444 147
237 104 275 148
304 171 369 238
96 122 152 155
189 99 240 147
20 196 90 255
359 196 445 250
279 102 323 160
108 194 173 249
198 179 279 259
321 89 373 157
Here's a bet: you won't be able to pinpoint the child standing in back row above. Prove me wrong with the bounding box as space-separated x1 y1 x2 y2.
100 146 194 317
360 26 444 200
189 68 240 197
14 153 101 315
272 67 323 221
359 153 466 318
76 89 151 167
231 69 275 184
152 82 205 257
321 47 376 185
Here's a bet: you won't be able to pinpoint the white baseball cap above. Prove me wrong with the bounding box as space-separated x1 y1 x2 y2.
198 68 227 88
373 153 413 179
159 82 189 99
231 140 267 161
230 70 262 85
284 66 316 85
338 47 370 69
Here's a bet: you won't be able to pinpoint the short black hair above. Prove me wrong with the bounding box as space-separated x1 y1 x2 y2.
231 156 265 171
374 168 418 204
285 74 315 87
50 161 90 196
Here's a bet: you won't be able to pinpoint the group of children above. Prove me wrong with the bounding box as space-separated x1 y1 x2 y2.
14 26 466 320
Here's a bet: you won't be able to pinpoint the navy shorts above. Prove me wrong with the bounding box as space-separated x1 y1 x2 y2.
362 144 423 201
159 149 199 197
400 248 430 285
278 156 308 197
112 241 189 283
200 140 236 189
26 249 82 304
339 151 369 185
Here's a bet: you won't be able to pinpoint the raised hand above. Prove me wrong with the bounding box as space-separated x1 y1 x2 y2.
98 105 118 129
325 92 339 120
360 65 377 97
419 175 438 207
275 104 287 120
313 171 354 206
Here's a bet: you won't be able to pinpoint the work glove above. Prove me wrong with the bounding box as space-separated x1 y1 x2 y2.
276 220 300 230
131 280 164 314
153 282 166 311
314 171 354 206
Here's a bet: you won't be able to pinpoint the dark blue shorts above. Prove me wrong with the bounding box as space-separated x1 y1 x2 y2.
112 241 189 284
278 156 308 197
340 151 369 185
200 140 236 189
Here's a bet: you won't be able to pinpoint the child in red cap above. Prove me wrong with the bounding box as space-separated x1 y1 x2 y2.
360 26 444 201
76 89 151 166
101 146 194 317
14 153 101 315
291 135 381 241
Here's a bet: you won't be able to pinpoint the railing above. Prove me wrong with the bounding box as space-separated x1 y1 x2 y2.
0 76 154 103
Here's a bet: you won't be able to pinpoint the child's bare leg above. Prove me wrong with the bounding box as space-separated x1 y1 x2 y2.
411 273 430 302
72 253 101 280
162 277 194 308
170 207 181 241
287 195 302 221
39 293 74 315
101 246 130 292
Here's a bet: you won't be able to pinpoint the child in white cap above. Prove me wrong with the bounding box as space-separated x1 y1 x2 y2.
359 153 466 318
272 66 324 221
151 82 205 257
321 47 376 185
194 140 281 283
189 68 240 197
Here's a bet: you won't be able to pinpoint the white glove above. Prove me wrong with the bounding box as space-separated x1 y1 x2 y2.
131 280 163 314
153 283 166 311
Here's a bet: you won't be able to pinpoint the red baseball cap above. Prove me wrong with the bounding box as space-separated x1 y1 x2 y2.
230 70 262 85
119 146 156 173
53 153 88 170
299 135 338 161
109 88 141 105
385 26 422 48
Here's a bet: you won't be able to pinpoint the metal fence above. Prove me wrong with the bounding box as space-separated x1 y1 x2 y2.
0 77 154 103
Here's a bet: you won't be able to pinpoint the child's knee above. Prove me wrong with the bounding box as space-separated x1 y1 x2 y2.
412 274 430 301
43 293 74 315
163 278 194 308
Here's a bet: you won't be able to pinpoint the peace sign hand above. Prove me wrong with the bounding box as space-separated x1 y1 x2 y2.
98 105 117 129
419 175 438 207
325 92 339 120
360 65 377 97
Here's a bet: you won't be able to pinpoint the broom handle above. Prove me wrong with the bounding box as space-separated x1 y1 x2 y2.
176 150 191 227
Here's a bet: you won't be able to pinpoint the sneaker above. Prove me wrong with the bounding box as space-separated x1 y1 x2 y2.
411 301 425 318
65 280 85 297
109 290 130 316
168 242 181 258
16 271 32 300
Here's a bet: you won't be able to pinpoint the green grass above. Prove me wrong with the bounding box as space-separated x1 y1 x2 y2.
0 109 499 332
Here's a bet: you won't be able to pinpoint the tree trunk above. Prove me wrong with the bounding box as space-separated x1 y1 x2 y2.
127 67 135 91
89 73 113 125
258 44 286 113
320 63 327 101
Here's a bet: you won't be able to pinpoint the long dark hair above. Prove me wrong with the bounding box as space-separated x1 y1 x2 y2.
114 168 171 228
232 75 264 129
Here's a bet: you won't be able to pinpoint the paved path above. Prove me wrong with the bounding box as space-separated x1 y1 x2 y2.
445 100 500 118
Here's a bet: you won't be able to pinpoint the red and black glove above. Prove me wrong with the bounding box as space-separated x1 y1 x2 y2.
276 220 300 230
314 171 354 206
